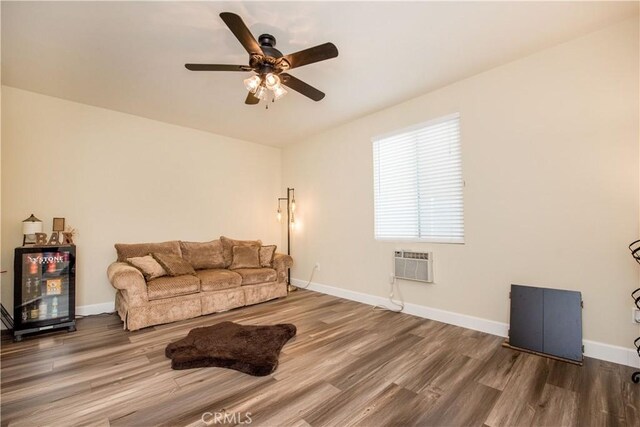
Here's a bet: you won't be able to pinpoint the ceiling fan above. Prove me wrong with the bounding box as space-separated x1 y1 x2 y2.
185 12 339 105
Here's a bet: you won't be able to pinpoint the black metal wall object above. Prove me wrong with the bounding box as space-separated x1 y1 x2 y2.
1 303 13 330
630 239 640 263
628 240 640 383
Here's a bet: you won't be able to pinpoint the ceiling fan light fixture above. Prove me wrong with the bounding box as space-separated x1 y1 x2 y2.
254 84 268 100
244 75 261 93
264 73 281 90
273 85 288 101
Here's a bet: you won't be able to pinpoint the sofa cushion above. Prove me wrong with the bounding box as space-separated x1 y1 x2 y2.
197 269 242 292
259 245 277 268
180 240 226 270
230 245 261 269
147 275 200 301
126 255 167 281
152 253 196 276
220 236 262 268
234 268 278 285
115 241 181 262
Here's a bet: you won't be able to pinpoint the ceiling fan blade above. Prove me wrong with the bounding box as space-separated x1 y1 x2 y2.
280 73 325 101
245 92 260 105
185 64 251 72
281 42 338 70
219 12 264 56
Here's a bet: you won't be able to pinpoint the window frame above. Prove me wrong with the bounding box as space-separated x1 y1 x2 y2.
372 112 465 244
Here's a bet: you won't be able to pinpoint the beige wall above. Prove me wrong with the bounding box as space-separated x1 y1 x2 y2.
1 18 637 352
1 86 282 310
283 19 639 348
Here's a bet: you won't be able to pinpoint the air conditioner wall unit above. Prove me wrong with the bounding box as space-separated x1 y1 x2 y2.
394 250 433 283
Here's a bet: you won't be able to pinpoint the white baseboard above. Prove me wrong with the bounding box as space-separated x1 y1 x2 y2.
0 302 114 330
291 278 640 369
76 302 115 316
1 302 115 319
291 278 509 336
583 340 640 369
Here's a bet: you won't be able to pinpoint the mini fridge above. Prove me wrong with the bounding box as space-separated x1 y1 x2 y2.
13 245 76 341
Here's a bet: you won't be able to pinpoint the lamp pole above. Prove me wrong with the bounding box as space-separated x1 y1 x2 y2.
278 188 295 292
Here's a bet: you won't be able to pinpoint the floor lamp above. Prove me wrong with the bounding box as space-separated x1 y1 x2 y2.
277 188 296 292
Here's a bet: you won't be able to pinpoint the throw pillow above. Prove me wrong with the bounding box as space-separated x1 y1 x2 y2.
126 255 167 281
220 236 262 267
152 253 196 276
180 240 225 270
230 245 261 269
115 241 181 262
259 245 277 268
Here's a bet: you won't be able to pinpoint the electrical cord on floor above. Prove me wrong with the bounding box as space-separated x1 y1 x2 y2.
296 265 404 313
293 265 318 289
373 277 405 313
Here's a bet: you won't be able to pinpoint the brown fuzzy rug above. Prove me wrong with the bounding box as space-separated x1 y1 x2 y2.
165 321 296 376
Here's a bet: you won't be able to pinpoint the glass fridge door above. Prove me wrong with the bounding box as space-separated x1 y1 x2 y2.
19 250 71 324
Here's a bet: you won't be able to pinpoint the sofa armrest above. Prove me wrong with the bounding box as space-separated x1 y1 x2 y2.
272 253 293 283
107 262 149 306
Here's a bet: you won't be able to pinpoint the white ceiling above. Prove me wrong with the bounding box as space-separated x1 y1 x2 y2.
2 1 637 147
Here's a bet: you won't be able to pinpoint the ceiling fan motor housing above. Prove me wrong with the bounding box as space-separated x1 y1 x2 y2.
258 34 284 59
259 34 276 47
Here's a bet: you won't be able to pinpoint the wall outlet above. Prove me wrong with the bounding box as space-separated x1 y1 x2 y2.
314 262 320 271
633 308 640 324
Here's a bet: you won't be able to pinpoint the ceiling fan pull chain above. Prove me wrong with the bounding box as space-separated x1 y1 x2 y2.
266 92 275 109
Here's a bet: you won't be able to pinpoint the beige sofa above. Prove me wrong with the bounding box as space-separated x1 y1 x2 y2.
107 238 293 331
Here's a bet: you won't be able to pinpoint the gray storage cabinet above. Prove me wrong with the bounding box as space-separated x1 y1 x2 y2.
509 284 583 363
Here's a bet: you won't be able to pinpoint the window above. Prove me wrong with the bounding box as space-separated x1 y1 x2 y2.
372 113 464 243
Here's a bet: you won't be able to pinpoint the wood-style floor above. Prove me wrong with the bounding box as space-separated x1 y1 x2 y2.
1 289 638 426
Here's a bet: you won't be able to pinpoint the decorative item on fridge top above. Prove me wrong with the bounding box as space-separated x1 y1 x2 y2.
52 218 65 233
33 217 76 246
64 226 78 244
22 214 43 246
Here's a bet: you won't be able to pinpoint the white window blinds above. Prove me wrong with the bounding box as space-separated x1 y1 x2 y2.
372 113 464 243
